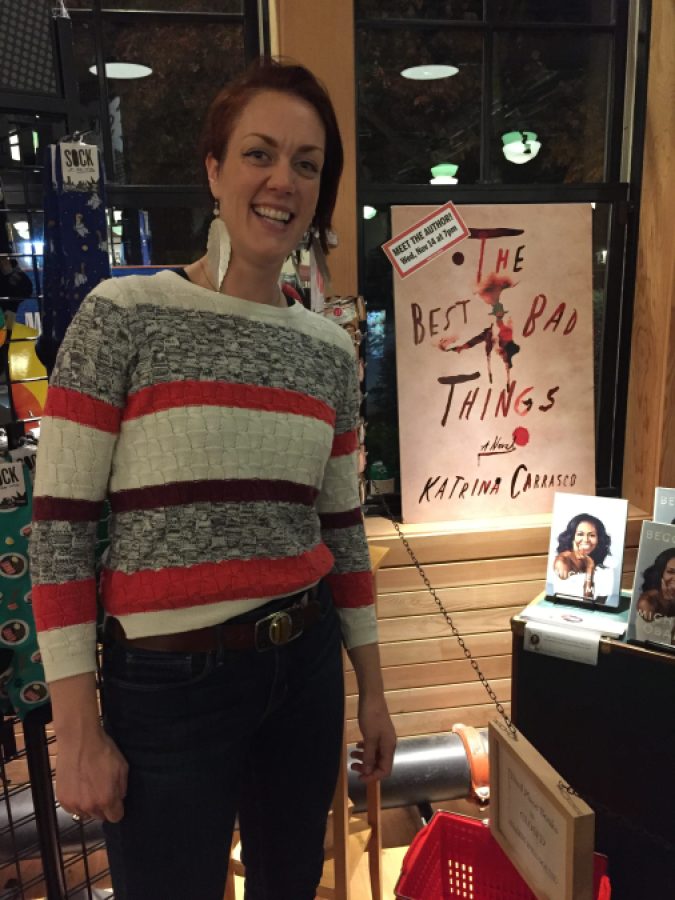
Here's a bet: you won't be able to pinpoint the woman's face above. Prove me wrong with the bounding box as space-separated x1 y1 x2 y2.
573 521 598 556
207 90 325 273
661 558 675 599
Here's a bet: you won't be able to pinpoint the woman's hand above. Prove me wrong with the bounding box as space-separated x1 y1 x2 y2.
346 642 396 784
350 693 397 784
638 591 659 622
56 726 128 822
554 553 571 579
49 673 128 822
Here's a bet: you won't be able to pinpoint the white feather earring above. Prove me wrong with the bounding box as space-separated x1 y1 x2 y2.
205 216 231 292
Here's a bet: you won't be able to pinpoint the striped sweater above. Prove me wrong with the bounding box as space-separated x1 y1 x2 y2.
30 271 376 682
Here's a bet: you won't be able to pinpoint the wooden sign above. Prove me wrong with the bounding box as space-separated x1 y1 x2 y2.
391 203 595 524
488 718 595 900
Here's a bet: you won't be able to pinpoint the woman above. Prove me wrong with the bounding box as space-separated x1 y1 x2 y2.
553 513 612 600
30 59 395 900
637 548 675 623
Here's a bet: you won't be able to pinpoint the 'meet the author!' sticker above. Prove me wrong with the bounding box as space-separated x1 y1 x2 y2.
382 202 469 278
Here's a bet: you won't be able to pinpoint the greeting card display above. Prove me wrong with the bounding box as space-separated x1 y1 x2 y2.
627 521 675 650
545 493 628 609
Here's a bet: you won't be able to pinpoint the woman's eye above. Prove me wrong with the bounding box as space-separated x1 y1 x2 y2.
245 149 269 162
297 159 320 176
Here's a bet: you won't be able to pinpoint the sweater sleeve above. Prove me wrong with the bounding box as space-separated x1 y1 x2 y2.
30 283 132 682
316 341 377 650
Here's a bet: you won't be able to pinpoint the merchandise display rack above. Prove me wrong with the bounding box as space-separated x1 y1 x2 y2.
1 113 113 898
0 702 112 899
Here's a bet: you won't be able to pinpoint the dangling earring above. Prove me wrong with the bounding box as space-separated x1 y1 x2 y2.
206 218 231 293
302 222 318 249
213 198 220 217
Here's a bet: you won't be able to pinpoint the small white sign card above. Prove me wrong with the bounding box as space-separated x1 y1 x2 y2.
627 520 675 649
382 201 469 278
0 463 27 511
545 492 628 608
56 142 100 190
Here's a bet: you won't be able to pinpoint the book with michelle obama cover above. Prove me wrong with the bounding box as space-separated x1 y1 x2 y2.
544 492 628 610
627 520 675 650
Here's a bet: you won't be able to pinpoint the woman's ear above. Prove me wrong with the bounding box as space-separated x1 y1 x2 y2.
205 153 220 194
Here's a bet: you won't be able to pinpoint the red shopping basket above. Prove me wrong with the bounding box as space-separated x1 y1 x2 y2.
395 811 611 900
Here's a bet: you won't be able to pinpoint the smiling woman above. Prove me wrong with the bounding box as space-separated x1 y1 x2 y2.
553 511 612 599
201 90 326 301
29 58 395 900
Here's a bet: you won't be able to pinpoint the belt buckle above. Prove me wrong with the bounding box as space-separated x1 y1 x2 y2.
255 609 300 651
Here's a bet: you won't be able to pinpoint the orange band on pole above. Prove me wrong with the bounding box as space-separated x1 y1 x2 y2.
452 723 490 803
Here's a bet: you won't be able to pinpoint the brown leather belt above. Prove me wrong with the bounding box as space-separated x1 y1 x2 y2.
104 586 322 653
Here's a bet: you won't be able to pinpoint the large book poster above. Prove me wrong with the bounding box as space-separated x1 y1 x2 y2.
391 204 595 523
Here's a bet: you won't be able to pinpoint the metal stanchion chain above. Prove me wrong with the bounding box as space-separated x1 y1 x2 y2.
373 487 516 739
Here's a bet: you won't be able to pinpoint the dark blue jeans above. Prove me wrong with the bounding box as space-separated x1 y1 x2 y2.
101 581 344 900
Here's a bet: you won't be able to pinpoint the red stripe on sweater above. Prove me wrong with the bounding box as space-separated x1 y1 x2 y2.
33 579 98 630
33 496 103 522
101 544 335 616
331 429 358 457
124 381 336 427
110 479 318 514
44 386 122 434
326 570 374 608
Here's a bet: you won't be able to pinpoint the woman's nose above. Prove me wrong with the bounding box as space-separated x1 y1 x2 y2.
267 159 295 192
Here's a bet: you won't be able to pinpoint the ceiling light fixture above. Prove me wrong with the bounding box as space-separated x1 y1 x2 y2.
89 62 152 80
401 64 458 80
502 131 541 165
429 163 458 185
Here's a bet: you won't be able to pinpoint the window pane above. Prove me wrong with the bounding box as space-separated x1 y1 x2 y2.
0 253 40 308
356 0 483 22
591 201 610 398
108 205 211 266
71 17 105 149
490 32 610 183
495 0 614 25
0 114 52 169
74 20 246 184
357 27 483 185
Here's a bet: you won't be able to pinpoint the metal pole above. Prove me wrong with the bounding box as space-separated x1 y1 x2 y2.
23 705 67 900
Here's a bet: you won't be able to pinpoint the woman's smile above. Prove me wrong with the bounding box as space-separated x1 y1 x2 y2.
573 521 598 555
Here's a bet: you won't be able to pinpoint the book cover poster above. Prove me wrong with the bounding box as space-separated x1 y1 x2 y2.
545 493 628 608
391 204 595 523
627 521 675 647
653 487 675 524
